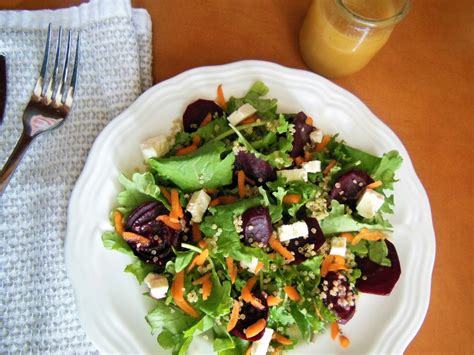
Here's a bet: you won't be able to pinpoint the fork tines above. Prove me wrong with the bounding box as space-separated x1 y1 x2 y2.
33 23 80 110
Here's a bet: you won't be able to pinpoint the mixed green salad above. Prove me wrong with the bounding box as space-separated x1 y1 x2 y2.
102 81 403 355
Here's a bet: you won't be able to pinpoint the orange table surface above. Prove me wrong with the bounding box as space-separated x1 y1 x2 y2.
3 0 474 354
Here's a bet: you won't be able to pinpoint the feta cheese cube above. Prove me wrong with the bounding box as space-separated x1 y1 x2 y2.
356 189 385 218
302 160 321 173
227 103 257 125
251 328 274 355
144 273 169 300
310 128 323 144
330 237 347 257
239 256 260 274
278 221 309 242
186 189 211 223
140 135 170 161
277 168 307 182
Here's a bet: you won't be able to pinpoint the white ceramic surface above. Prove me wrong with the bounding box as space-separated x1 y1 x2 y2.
65 60 436 354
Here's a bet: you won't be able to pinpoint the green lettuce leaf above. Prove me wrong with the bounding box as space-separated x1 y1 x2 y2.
146 300 195 334
182 315 214 338
227 81 277 119
174 249 196 273
371 150 403 189
124 259 158 284
149 141 235 192
101 231 134 257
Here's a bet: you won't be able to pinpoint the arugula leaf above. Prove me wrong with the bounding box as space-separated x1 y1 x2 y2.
174 249 196 272
101 231 134 257
368 240 392 266
348 239 369 256
149 141 235 192
290 304 312 341
124 259 158 284
198 271 233 317
176 336 193 355
213 338 235 352
320 200 392 235
157 329 180 349
252 132 277 150
117 172 169 212
195 117 229 141
146 300 196 334
182 315 214 337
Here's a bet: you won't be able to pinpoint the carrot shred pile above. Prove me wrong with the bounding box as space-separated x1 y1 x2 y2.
267 295 283 306
122 231 150 246
320 255 347 277
237 170 248 198
226 256 237 284
226 299 241 332
188 248 209 272
284 285 301 301
171 270 199 318
323 159 337 176
272 332 293 345
351 228 386 245
244 318 266 338
114 210 124 235
269 237 295 262
157 215 182 230
282 194 301 204
315 134 331 152
199 112 213 127
366 180 382 190
216 84 227 110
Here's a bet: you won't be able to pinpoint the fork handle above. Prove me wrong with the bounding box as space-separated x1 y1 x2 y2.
0 132 33 194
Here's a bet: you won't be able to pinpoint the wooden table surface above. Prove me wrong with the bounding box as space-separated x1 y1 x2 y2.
4 0 473 354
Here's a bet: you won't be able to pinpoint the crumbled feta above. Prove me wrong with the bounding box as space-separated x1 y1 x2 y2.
277 168 307 182
302 160 321 173
186 189 211 223
239 256 260 274
356 189 385 218
330 237 347 257
310 128 323 144
278 221 309 242
144 273 169 300
251 328 274 355
140 135 170 161
227 103 257 125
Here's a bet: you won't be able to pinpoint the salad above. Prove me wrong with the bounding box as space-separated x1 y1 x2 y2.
102 81 403 355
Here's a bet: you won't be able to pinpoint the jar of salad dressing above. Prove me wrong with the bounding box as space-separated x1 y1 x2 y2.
299 0 411 78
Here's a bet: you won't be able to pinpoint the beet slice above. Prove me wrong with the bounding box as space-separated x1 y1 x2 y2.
235 151 276 183
319 272 356 324
355 240 401 295
284 217 325 264
329 169 374 207
290 111 314 157
230 291 269 341
241 206 273 247
183 99 223 132
124 201 187 268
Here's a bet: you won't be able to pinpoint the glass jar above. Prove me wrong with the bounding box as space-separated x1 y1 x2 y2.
299 0 411 78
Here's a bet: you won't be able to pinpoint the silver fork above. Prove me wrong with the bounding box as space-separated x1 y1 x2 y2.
0 24 80 194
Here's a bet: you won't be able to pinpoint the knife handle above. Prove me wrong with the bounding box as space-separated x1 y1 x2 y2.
0 132 33 194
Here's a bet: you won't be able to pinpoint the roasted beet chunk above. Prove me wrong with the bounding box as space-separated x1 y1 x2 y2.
290 111 314 157
355 240 401 295
241 206 273 247
329 169 374 207
319 272 356 324
284 217 325 264
124 201 186 268
235 151 276 183
230 291 269 341
183 99 223 132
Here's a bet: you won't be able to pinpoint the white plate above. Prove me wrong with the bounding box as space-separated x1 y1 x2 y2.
65 60 435 354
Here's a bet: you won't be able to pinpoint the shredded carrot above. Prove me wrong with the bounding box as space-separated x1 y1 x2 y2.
340 232 354 242
122 231 150 246
192 135 202 147
320 255 335 277
328 263 348 272
159 186 171 203
315 134 331 152
305 116 313 126
226 256 237 284
192 273 211 285
330 321 340 340
216 84 227 110
210 195 238 207
323 159 337 176
282 194 301 204
171 271 200 318
241 277 264 310
240 114 257 125
254 261 264 274
269 238 295 262
284 285 301 301
237 170 248 198
205 188 218 195
170 189 184 221
366 180 383 190
351 228 386 245
314 304 324 320
192 223 202 242
188 249 209 271
245 345 252 355
334 255 345 265
113 210 124 235
209 198 221 207
198 239 208 249
272 332 293 345
339 335 351 348
199 112 213 127
294 156 305 166
304 150 312 161
244 319 267 338
227 299 241 332
267 295 283 306
202 278 212 300
176 144 198 156
157 215 182 231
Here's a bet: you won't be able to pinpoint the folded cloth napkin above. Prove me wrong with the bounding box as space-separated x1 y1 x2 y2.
0 0 152 352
